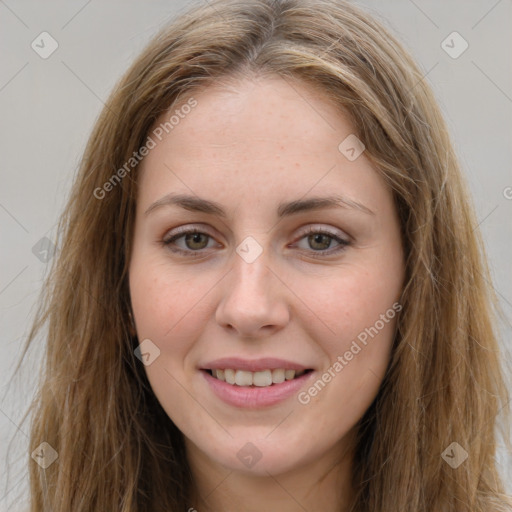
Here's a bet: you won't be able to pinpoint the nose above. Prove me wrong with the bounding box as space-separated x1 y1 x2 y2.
215 248 290 339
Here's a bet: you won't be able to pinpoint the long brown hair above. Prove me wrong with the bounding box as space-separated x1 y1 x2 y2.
20 0 511 510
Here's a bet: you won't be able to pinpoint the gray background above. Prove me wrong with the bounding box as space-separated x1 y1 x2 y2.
1 0 511 509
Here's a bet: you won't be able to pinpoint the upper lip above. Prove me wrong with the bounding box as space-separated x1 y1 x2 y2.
201 357 311 372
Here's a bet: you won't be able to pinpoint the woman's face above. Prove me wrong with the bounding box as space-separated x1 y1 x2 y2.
129 76 404 477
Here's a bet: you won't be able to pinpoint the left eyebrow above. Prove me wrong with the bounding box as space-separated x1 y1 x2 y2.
277 195 375 217
144 193 375 217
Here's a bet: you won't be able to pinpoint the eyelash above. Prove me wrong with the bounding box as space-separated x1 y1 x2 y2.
162 226 351 259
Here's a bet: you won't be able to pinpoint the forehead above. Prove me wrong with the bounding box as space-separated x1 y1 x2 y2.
137 76 390 214
154 76 345 155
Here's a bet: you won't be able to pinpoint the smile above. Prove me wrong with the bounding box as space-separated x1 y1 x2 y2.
206 368 310 387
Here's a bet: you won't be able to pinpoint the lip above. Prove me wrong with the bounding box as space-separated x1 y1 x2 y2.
201 368 315 409
200 357 311 372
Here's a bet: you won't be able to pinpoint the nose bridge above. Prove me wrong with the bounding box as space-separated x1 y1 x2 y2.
229 244 274 307
215 239 289 336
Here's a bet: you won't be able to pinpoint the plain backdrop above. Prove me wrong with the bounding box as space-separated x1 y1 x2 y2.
1 0 511 509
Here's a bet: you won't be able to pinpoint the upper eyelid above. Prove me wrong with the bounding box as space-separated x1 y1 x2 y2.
296 225 349 239
163 224 214 238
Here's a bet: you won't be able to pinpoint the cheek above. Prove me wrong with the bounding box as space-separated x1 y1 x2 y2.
296 269 399 428
303 263 401 342
295 252 402 409
129 265 213 418
129 261 214 353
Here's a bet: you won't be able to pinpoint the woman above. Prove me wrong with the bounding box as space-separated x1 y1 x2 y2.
23 0 511 510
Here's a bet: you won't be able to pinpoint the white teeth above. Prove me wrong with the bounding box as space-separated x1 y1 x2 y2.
285 369 296 380
253 370 272 387
210 368 307 386
235 370 253 386
224 368 235 385
271 368 285 384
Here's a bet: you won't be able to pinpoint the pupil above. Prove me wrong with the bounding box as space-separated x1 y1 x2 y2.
186 233 207 249
309 233 330 250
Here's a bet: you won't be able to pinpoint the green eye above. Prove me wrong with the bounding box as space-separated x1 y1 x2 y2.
294 228 350 255
307 233 336 250
163 229 216 255
182 232 210 250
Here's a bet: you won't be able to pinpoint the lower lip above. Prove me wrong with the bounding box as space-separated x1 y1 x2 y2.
201 370 314 408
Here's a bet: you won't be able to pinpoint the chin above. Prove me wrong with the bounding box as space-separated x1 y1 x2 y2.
199 437 313 477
